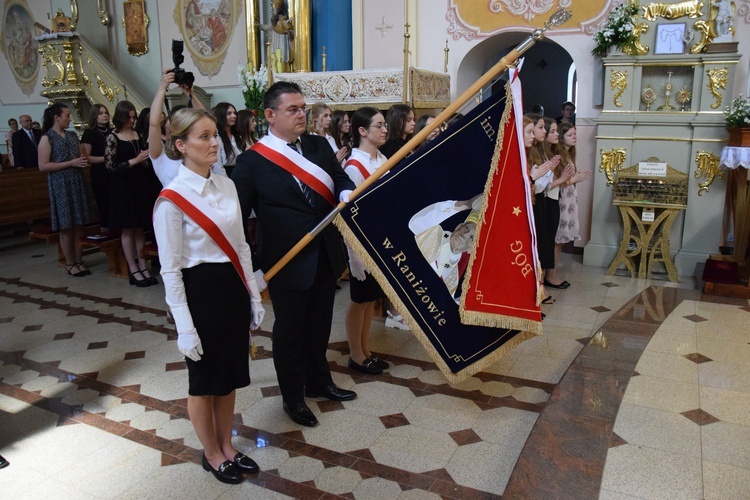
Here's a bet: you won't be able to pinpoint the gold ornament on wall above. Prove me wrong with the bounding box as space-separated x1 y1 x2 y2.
694 150 723 196
641 1 704 21
706 66 728 109
610 69 628 108
599 148 627 186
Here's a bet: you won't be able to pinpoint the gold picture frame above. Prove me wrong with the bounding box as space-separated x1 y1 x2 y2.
122 0 149 56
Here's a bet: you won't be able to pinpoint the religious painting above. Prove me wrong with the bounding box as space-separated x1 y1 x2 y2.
447 0 611 39
174 0 242 77
123 0 149 56
0 0 40 96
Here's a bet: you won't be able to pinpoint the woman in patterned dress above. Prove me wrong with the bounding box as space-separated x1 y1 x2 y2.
38 102 95 277
554 123 592 268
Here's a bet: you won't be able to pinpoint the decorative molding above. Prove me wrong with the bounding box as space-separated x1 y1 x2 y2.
273 67 450 110
599 148 627 186
97 0 110 25
738 0 750 24
706 66 728 109
70 0 78 31
446 7 478 41
694 150 723 196
610 69 628 108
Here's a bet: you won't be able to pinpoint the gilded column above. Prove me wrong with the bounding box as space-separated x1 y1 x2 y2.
245 0 260 69
293 0 311 72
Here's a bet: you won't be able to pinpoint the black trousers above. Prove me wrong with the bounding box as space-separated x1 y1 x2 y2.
268 248 337 404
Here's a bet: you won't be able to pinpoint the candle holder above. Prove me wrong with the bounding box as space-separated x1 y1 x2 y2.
657 70 675 111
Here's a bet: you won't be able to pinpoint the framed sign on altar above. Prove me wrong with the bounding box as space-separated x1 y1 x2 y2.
654 23 686 55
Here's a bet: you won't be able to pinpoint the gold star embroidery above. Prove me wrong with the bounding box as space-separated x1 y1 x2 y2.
512 206 522 216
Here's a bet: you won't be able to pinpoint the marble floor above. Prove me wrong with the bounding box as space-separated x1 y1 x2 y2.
0 232 748 499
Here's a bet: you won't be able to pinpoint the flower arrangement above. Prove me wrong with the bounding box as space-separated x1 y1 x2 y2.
724 95 750 128
237 63 269 116
591 3 640 57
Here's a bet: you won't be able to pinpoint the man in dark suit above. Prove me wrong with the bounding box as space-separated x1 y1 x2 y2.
11 114 42 168
232 82 356 427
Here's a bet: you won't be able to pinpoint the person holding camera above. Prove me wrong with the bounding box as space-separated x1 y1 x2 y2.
149 69 204 189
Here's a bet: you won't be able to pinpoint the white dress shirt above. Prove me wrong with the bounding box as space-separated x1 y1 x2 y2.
344 147 387 187
153 166 258 336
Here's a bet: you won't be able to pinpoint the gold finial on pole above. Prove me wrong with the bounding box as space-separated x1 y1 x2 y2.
444 39 449 73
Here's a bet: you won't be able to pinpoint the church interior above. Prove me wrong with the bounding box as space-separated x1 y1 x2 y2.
1 0 749 497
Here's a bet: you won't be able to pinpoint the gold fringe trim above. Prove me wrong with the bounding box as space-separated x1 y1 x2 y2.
460 310 543 335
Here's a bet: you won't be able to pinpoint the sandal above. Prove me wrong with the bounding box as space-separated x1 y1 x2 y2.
75 262 91 276
66 264 86 277
542 296 555 305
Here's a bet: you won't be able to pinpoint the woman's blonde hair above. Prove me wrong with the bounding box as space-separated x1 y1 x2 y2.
165 108 215 160
307 102 331 135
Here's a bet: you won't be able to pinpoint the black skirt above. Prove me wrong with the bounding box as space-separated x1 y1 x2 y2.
182 262 251 396
349 271 385 303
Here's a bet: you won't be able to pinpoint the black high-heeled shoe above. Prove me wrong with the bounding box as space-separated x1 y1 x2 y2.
139 268 158 286
66 264 86 277
129 269 151 287
74 262 91 276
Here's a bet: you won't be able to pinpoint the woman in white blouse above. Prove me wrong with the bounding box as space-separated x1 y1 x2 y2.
153 108 264 485
342 107 391 374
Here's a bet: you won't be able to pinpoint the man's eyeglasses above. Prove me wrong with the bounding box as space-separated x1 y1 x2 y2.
274 106 307 116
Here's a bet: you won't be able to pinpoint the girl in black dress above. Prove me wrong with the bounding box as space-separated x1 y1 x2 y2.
80 104 112 230
105 101 157 287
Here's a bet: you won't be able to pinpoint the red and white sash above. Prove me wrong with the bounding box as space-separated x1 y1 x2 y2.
158 187 249 291
344 159 370 181
251 135 336 206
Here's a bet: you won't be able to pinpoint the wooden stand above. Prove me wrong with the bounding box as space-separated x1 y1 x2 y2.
607 203 685 282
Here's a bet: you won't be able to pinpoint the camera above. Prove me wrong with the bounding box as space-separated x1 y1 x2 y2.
169 39 195 89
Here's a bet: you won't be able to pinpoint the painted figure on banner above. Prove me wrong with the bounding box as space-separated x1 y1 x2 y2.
408 195 483 302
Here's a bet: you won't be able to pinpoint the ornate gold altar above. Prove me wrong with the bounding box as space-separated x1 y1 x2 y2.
607 161 689 282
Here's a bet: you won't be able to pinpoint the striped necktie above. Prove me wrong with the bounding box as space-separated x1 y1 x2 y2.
287 142 314 207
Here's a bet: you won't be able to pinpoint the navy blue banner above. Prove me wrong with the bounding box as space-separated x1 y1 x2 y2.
335 87 538 382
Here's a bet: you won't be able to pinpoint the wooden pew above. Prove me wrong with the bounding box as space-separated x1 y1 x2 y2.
0 168 51 226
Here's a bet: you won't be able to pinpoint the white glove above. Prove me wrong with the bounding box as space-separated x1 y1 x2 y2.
346 244 367 281
250 299 265 331
254 269 267 292
177 329 203 361
340 190 352 203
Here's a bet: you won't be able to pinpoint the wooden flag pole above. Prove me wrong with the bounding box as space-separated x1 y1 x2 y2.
263 8 572 283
